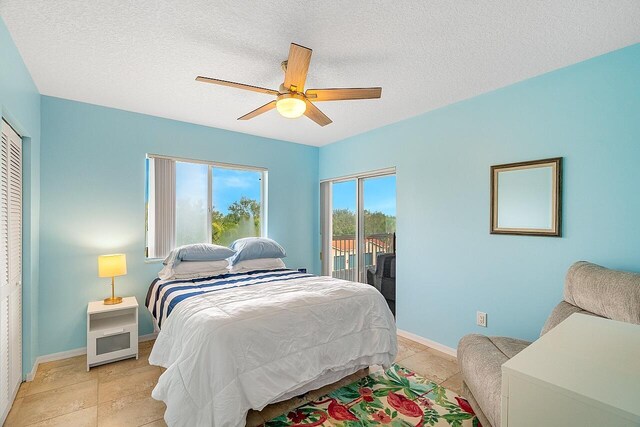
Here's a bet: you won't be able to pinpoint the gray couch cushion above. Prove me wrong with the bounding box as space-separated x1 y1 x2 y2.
564 261 640 324
458 335 531 427
540 301 600 336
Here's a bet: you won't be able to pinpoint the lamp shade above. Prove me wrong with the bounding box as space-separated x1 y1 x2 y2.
98 254 127 278
276 94 307 119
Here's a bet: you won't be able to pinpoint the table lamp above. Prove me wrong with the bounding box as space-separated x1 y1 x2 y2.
98 254 127 305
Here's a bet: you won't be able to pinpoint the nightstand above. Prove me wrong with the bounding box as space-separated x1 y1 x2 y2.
87 296 139 371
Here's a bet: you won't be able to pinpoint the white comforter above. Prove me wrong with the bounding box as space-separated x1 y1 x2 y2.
147 270 397 427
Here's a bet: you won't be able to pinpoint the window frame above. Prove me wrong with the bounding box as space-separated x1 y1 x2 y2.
145 154 268 261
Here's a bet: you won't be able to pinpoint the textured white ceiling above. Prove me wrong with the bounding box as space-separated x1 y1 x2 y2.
2 1 639 146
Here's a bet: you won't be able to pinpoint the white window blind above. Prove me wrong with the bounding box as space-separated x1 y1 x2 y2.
148 157 176 259
0 119 22 424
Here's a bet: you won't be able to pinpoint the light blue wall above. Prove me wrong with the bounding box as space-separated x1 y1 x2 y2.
0 17 41 376
6 7 640 372
39 96 319 356
320 43 640 348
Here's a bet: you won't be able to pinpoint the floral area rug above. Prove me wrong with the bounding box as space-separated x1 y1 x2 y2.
264 364 481 426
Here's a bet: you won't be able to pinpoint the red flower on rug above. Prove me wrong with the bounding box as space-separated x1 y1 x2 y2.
327 399 358 421
417 397 433 409
387 391 423 418
358 387 375 402
265 364 480 426
287 410 307 423
372 410 392 423
455 396 476 415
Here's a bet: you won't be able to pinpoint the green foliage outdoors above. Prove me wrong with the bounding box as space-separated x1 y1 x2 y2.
332 208 396 237
174 198 394 249
212 196 260 246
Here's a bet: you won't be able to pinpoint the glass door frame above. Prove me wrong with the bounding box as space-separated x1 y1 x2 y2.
321 167 396 280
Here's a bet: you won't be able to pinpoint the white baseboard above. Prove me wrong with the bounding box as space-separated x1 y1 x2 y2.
26 332 158 382
25 347 85 381
140 332 159 342
397 329 457 358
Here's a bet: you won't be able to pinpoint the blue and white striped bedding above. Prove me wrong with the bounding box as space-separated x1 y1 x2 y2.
145 268 310 328
146 269 397 427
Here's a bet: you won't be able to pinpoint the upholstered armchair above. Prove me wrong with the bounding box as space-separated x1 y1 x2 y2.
457 261 640 427
366 253 396 315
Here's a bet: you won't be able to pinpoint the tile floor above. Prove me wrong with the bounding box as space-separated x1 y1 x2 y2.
4 335 462 427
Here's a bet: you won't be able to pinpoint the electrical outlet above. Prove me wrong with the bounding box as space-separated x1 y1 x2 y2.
476 311 487 327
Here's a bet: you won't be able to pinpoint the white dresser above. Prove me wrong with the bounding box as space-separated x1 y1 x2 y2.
501 313 640 427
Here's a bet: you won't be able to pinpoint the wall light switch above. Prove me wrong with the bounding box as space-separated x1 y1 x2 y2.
477 311 487 327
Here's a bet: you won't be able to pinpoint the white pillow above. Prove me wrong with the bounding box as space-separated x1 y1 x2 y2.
159 259 230 280
228 258 286 273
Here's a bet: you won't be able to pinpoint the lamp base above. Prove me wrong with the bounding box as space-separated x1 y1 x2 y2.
103 296 123 305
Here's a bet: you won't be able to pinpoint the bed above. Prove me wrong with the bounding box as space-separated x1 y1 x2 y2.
146 268 397 427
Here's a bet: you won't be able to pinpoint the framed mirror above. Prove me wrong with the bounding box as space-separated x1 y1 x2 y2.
491 157 562 236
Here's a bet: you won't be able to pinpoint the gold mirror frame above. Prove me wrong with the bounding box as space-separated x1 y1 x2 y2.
490 157 563 237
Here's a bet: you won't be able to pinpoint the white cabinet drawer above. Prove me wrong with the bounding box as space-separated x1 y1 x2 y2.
87 323 138 367
88 322 137 340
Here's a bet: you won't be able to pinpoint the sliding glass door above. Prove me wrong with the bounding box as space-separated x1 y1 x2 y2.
361 175 397 281
331 180 357 281
321 171 396 283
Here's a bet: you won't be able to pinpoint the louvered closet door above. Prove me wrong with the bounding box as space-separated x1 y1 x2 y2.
7 125 21 392
0 120 21 421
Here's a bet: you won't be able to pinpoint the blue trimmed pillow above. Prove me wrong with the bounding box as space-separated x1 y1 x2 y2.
163 243 236 266
228 238 286 265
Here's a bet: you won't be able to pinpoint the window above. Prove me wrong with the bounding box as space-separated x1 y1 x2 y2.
211 167 263 246
146 155 267 258
175 161 209 246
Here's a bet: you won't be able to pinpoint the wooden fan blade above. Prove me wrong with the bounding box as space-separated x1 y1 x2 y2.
283 43 312 92
238 100 277 120
305 87 382 101
196 76 279 96
304 100 332 127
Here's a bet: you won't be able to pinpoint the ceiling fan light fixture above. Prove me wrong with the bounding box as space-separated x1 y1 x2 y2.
197 43 382 126
276 93 306 119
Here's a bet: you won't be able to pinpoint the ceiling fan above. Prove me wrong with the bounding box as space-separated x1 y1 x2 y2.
196 43 382 127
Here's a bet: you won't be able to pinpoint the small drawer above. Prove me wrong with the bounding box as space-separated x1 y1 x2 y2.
97 331 131 355
87 324 138 367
